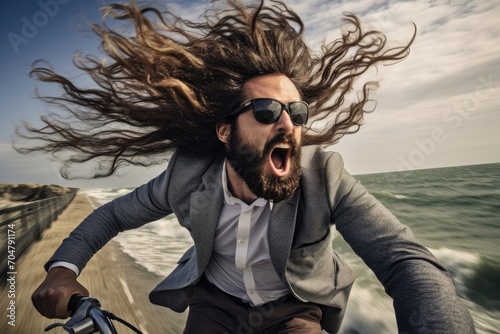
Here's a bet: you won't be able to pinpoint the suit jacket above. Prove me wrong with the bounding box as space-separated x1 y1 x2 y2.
47 146 476 333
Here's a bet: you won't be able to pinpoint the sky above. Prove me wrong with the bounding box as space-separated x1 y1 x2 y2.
1 0 499 189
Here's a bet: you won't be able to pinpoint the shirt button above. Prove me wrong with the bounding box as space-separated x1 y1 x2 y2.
238 239 245 245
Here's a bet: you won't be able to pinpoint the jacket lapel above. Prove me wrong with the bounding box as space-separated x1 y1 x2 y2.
189 160 224 274
268 188 301 279
187 157 301 281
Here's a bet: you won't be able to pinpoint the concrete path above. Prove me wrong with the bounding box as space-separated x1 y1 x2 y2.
1 194 187 334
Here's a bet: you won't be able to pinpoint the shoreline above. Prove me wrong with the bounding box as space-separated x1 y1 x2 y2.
0 193 186 334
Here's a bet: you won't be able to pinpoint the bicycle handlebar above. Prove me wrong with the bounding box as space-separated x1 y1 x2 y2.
44 295 142 334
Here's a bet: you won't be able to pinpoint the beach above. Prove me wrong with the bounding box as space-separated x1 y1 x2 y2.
0 193 187 334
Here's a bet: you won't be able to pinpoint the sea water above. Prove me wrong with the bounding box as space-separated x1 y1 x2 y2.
82 162 500 333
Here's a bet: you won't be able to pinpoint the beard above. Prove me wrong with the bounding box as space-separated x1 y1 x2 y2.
225 123 301 202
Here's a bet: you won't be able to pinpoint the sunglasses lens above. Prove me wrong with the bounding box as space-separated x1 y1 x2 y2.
250 99 308 125
253 100 282 124
289 102 308 125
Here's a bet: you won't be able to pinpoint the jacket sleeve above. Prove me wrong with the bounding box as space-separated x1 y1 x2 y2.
44 150 180 273
326 152 476 333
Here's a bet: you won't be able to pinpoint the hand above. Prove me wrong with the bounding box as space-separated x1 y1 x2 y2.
32 267 89 319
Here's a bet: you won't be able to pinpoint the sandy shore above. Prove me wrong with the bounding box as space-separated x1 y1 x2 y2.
0 193 187 334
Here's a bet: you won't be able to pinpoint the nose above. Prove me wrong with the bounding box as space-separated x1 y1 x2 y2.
275 109 295 134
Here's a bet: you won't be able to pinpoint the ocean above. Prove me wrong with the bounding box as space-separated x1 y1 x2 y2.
82 162 500 334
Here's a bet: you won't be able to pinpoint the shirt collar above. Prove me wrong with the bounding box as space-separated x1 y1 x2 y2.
222 160 270 209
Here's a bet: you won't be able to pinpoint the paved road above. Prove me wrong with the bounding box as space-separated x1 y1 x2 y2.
0 194 187 334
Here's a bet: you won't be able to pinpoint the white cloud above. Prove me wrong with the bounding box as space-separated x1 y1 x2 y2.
286 0 500 173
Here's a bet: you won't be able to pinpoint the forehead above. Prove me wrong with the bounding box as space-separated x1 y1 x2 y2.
243 74 301 102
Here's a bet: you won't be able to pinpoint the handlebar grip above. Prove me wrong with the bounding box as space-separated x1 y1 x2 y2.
68 294 86 316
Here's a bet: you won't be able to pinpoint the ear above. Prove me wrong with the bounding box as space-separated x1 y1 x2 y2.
216 122 231 144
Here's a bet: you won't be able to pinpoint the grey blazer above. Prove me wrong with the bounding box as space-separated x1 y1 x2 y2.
47 146 475 333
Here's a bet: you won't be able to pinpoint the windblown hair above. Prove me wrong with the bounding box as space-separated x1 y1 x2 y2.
15 0 415 178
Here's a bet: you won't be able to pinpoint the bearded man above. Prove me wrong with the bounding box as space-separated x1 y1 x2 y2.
26 1 476 333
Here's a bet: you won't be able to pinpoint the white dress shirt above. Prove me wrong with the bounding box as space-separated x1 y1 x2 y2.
204 161 289 306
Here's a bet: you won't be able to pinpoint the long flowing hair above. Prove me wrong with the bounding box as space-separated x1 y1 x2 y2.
15 0 415 178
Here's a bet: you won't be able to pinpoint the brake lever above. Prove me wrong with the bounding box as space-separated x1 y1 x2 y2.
89 307 117 334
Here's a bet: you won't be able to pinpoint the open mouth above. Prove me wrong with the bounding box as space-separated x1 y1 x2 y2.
269 144 291 176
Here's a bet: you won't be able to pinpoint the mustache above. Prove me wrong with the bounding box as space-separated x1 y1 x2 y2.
263 132 298 157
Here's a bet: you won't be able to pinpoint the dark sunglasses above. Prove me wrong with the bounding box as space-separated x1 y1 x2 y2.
229 98 309 126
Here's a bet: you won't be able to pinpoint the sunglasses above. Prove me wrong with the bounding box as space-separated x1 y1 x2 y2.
229 98 309 126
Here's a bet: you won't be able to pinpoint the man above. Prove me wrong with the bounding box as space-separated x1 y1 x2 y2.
27 1 476 333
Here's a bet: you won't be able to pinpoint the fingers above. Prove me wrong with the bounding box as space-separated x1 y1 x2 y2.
32 286 58 318
31 267 89 319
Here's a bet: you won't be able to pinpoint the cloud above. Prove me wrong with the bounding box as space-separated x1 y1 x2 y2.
283 0 500 173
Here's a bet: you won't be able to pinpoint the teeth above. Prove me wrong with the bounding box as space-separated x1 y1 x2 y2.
274 144 290 149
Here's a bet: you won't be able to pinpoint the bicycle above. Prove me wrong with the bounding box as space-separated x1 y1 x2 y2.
45 295 143 334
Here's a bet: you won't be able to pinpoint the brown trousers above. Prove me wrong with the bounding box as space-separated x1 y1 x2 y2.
182 277 323 334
